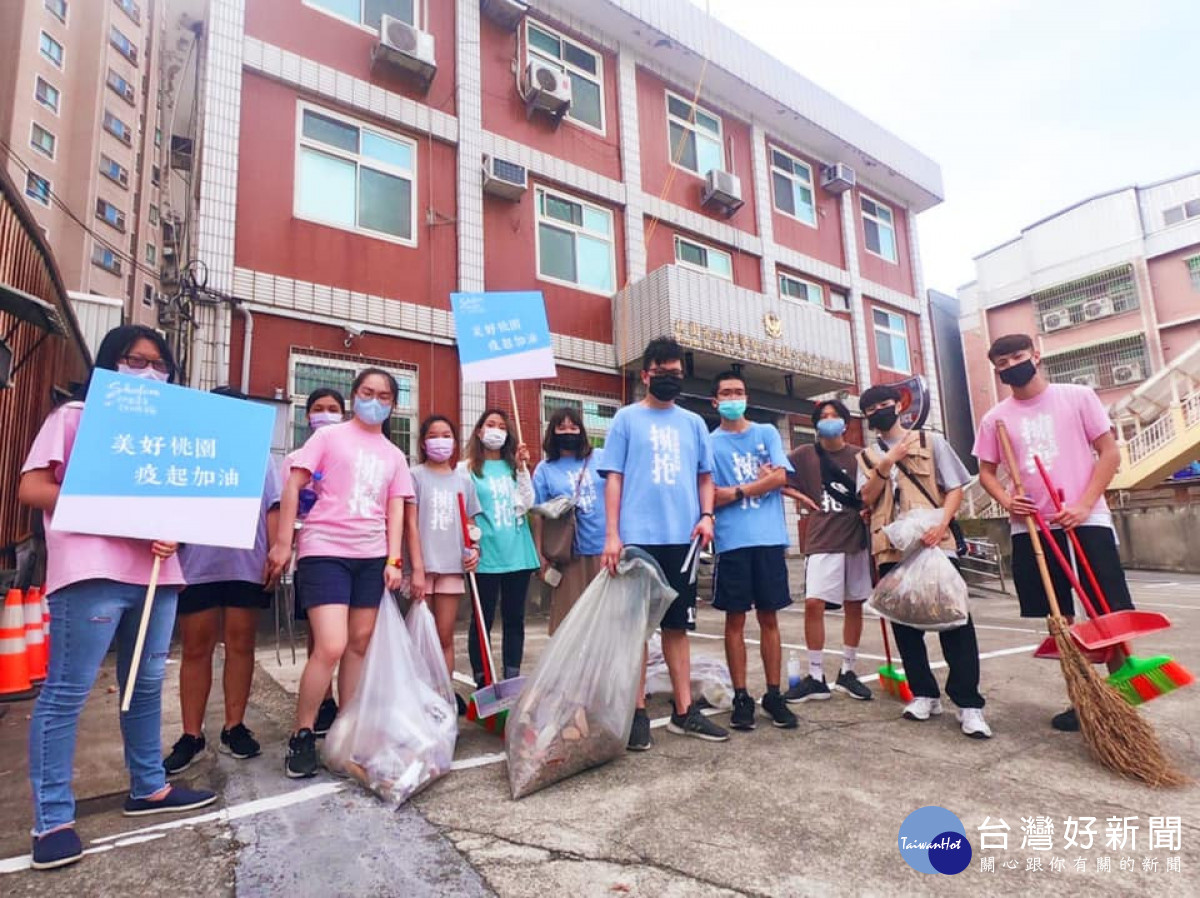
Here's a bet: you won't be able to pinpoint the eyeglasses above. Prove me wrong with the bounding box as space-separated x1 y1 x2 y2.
121 355 170 374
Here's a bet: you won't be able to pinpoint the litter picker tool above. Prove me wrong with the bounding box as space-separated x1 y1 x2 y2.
122 555 160 713
997 421 1185 786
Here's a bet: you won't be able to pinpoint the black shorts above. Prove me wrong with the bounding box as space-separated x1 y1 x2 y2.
1011 526 1134 619
178 580 272 615
633 543 697 631
713 545 792 614
295 557 387 610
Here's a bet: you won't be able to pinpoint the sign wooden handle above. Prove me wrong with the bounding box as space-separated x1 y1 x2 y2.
121 555 162 713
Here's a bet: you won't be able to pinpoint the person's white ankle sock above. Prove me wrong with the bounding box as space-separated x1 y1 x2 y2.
841 646 858 674
808 650 824 680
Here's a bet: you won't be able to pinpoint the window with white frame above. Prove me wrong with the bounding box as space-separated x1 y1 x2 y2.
779 273 822 306
1187 256 1200 292
861 194 898 262
91 245 122 275
96 198 126 231
103 109 132 144
770 147 816 226
40 32 64 68
146 243 156 265
535 187 615 294
295 105 416 244
45 0 67 23
674 235 732 280
289 352 418 455
35 77 60 113
1163 199 1200 227
666 91 724 177
107 68 136 104
829 290 850 312
525 20 604 132
541 390 619 449
307 0 414 29
25 172 51 206
149 204 159 225
109 26 138 65
30 124 56 159
872 307 910 373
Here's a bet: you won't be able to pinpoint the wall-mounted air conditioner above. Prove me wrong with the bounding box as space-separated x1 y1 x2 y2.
373 15 436 89
522 59 571 123
820 163 856 194
1071 373 1100 388
701 168 744 217
1082 297 1114 321
1112 363 1144 385
1042 310 1070 332
482 154 527 200
481 0 528 31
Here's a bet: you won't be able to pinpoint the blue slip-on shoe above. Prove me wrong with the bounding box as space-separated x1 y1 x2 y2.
31 827 83 870
122 784 218 817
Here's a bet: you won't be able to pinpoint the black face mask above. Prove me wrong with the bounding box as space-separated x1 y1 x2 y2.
867 407 899 432
998 359 1037 388
554 432 583 452
648 374 683 402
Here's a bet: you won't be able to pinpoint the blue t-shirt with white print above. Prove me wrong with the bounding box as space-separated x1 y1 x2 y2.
599 403 712 546
709 422 792 553
532 450 607 557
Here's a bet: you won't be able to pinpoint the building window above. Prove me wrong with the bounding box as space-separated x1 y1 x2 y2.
109 26 138 65
100 154 129 187
307 0 414 29
872 307 910 373
35 77 60 113
30 124 56 159
1187 256 1200 292
535 186 615 294
115 0 141 25
91 245 123 275
1163 199 1200 227
666 91 724 178
829 290 850 312
40 32 64 68
149 204 159 226
151 164 161 186
96 199 127 232
289 352 417 455
143 284 154 306
541 390 619 448
103 110 133 144
25 172 51 206
525 21 604 132
106 68 136 104
295 105 416 244
146 243 157 265
779 273 822 306
155 127 161 148
45 0 68 23
861 195 897 262
1042 334 1149 391
1032 264 1139 333
674 235 732 280
770 147 816 226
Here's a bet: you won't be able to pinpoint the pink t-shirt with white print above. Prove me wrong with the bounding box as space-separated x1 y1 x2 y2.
288 421 414 559
22 402 187 596
973 383 1115 533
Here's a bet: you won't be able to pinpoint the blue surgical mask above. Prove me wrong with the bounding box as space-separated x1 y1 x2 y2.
717 399 747 421
816 417 846 439
354 397 390 426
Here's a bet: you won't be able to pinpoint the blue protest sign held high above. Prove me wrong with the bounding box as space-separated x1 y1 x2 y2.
52 369 275 549
451 291 557 383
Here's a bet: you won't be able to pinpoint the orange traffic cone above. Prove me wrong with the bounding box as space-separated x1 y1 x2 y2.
1 589 37 702
23 587 46 682
41 590 50 664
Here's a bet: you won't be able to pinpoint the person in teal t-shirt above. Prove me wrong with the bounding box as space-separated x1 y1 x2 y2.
465 408 537 685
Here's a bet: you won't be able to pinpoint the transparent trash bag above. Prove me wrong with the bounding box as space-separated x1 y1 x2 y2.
324 592 457 807
882 507 945 557
868 510 970 632
504 548 676 799
646 632 733 711
406 600 455 709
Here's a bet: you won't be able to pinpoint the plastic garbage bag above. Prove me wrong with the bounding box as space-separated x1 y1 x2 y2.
646 633 733 711
504 548 676 799
868 509 969 631
881 507 945 557
324 592 457 806
528 495 575 520
406 600 455 709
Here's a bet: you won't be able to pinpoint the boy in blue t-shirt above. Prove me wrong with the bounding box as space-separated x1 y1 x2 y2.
708 370 798 731
600 337 730 750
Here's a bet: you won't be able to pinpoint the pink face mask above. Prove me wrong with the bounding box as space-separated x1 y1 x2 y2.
424 437 454 462
308 411 343 430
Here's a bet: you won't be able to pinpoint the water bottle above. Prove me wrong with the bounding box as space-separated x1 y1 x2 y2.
297 471 323 518
787 650 802 690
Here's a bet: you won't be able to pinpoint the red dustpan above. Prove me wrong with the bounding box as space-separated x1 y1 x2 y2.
1034 637 1114 665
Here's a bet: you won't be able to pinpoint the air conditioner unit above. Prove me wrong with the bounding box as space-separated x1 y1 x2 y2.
701 168 744 217
482 154 527 200
1042 310 1070 332
820 162 856 194
1082 297 1114 321
480 0 528 30
522 59 571 123
1071 373 1100 388
1112 363 1144 385
373 16 436 89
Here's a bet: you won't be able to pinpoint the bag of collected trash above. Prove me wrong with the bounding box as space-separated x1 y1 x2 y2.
406 599 455 708
504 548 675 799
646 632 733 711
868 509 969 631
324 592 457 806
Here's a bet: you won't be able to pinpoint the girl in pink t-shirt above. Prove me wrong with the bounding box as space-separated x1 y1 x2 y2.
19 325 216 871
266 368 415 779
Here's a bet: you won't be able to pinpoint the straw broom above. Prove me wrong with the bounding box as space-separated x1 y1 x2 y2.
996 422 1186 787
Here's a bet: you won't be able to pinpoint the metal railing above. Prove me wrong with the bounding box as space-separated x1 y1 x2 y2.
1126 411 1179 465
959 538 1008 595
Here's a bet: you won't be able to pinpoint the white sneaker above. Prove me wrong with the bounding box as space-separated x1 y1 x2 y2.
957 708 993 739
902 697 944 721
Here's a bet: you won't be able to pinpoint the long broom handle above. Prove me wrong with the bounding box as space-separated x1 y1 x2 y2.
121 555 161 713
458 492 496 685
1033 457 1114 616
868 555 896 669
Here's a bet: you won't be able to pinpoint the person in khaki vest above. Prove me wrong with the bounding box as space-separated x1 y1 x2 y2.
856 384 991 739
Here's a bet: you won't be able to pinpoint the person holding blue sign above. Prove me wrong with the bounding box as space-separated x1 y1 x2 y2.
18 325 216 872
268 368 415 779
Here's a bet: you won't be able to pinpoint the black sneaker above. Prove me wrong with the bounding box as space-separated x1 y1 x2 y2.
729 691 756 731
285 728 319 778
163 733 205 775
667 704 730 742
220 723 261 760
626 708 652 751
1052 707 1080 732
834 669 874 701
783 675 831 704
31 827 83 871
761 691 799 729
313 698 338 737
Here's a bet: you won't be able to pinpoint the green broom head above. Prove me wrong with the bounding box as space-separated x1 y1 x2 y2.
878 664 914 702
1107 655 1195 706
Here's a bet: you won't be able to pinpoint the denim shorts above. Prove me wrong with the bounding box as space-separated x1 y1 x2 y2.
295 557 387 609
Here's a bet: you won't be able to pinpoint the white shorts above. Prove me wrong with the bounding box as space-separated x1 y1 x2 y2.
804 549 872 606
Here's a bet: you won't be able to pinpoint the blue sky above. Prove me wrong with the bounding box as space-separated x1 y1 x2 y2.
687 0 1200 295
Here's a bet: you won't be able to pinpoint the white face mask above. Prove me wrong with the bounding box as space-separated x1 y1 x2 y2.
117 363 169 382
308 411 343 430
480 427 508 450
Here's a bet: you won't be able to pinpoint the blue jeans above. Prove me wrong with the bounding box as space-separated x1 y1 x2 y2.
29 579 179 834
